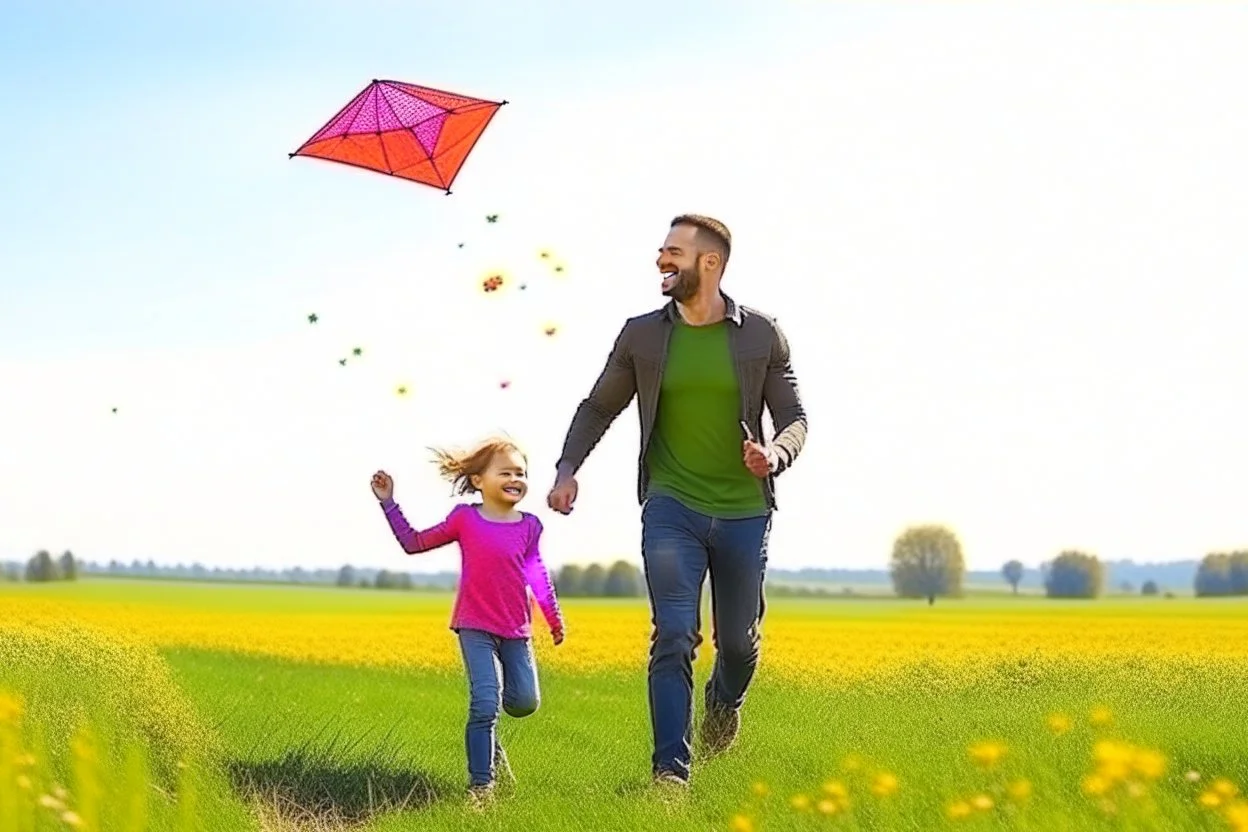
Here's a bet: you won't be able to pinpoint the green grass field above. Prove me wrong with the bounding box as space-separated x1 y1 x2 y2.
3 579 1248 831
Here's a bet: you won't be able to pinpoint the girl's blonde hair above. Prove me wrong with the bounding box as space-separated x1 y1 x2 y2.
429 434 526 496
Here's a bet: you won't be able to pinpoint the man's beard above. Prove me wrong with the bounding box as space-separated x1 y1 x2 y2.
662 266 700 302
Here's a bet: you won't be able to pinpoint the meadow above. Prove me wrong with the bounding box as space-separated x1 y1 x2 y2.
2 578 1248 831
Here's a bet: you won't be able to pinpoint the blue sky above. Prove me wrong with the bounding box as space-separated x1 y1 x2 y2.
2 2 1246 575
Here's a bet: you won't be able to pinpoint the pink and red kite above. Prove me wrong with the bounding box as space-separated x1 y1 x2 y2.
290 79 506 194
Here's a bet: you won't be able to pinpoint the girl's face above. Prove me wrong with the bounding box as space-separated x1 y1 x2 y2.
472 448 528 506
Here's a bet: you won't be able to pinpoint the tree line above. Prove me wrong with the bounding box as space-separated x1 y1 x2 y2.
332 560 647 596
889 525 1247 602
4 550 80 582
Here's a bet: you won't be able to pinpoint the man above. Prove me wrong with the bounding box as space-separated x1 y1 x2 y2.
547 214 808 787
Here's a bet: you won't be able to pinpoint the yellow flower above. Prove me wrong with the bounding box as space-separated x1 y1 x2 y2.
821 780 848 799
946 800 973 820
1225 801 1248 831
1131 748 1166 780
790 794 811 811
729 814 754 832
971 794 994 811
1083 774 1110 796
750 781 769 798
16 775 32 791
1089 705 1114 726
871 772 899 797
1199 790 1223 808
0 691 23 724
967 741 1007 768
1186 770 1202 783
37 794 65 811
1047 712 1072 735
1212 778 1241 798
816 799 838 815
1007 779 1033 801
1093 739 1131 766
61 811 83 828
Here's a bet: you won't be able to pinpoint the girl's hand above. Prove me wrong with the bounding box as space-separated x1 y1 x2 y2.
552 626 565 646
371 470 394 502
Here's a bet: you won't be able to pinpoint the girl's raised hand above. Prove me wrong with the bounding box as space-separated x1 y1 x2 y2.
371 470 394 502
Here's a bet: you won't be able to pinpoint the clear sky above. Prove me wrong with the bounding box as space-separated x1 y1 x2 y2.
2 2 1245 575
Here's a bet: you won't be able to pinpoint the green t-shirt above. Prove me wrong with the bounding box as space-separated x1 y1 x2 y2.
645 318 768 518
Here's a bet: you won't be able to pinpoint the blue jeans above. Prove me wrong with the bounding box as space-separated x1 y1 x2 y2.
640 493 772 779
457 628 541 786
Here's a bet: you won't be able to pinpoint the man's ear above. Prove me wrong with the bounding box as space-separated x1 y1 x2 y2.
701 251 721 272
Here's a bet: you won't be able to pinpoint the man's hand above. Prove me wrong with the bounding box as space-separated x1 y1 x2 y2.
371 470 394 501
740 420 777 478
743 440 776 478
547 474 578 515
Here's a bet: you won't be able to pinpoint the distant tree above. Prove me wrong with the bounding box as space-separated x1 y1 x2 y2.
603 560 644 597
1230 551 1248 596
336 565 357 587
555 564 585 596
580 563 608 597
1044 550 1104 599
393 572 413 590
1119 580 1134 594
1001 560 1024 595
108 559 123 573
25 550 61 583
889 524 965 605
1195 553 1234 597
3 562 20 582
57 551 78 581
357 578 370 589
1141 580 1159 596
375 569 395 589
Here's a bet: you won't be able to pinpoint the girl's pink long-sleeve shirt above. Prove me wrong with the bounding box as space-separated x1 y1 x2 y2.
379 498 563 640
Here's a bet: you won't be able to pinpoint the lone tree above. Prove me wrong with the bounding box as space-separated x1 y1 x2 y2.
1002 560 1024 595
1141 580 1160 596
25 550 61 583
603 560 645 597
1044 550 1104 598
1194 552 1246 597
58 551 78 581
580 563 608 597
335 564 356 587
889 524 965 605
1230 550 1248 596
555 564 585 596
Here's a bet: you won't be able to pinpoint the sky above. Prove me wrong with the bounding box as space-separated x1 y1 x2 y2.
1 2 1246 575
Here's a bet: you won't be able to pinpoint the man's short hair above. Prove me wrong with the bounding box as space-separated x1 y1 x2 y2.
671 214 731 264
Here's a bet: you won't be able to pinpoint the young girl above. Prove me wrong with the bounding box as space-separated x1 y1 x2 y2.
369 435 564 807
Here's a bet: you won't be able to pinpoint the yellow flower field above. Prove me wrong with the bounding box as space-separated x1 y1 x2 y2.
3 581 1248 831
4 584 1248 686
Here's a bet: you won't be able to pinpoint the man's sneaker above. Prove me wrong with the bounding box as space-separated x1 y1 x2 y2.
466 782 495 810
700 698 741 755
652 769 690 790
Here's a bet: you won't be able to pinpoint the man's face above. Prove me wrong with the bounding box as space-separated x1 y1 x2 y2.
656 224 703 302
